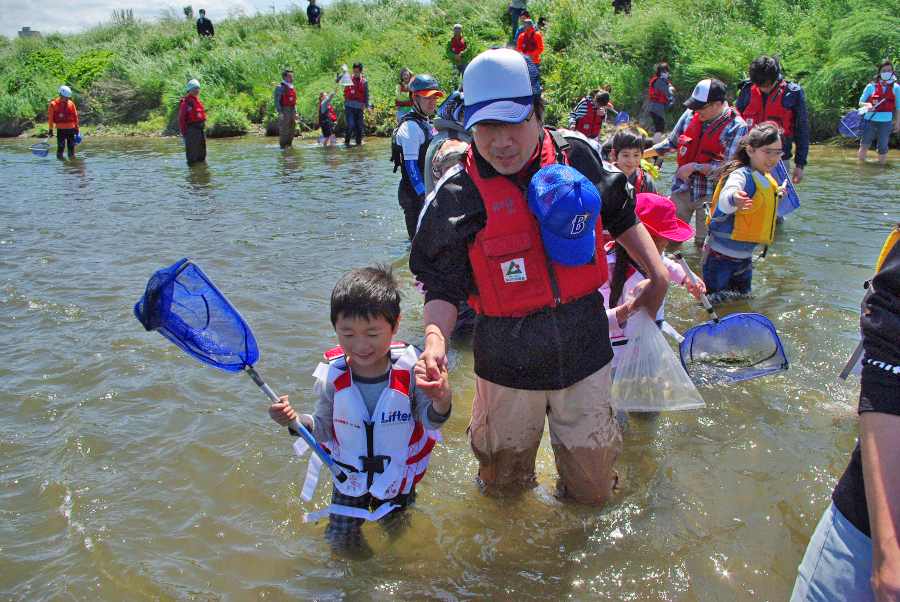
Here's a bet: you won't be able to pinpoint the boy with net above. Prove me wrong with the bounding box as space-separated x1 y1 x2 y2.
267 264 451 554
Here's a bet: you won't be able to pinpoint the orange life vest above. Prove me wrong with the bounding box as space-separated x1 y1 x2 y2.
50 98 77 127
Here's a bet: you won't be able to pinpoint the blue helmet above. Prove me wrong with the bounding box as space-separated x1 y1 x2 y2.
409 74 441 95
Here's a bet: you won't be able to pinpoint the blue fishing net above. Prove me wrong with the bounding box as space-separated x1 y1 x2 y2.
679 312 788 385
134 258 259 372
839 110 867 138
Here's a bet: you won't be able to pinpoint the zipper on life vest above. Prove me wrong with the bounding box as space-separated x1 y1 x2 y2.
543 251 562 306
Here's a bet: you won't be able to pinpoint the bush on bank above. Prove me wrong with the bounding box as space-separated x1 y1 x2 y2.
1 0 898 141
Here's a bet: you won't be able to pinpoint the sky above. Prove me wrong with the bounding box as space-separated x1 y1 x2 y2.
0 0 319 40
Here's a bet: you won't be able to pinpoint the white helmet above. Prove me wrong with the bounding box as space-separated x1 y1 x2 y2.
59 85 72 98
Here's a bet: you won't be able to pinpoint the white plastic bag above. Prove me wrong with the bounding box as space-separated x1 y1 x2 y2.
611 308 706 412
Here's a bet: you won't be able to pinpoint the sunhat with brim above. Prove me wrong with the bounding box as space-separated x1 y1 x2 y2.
635 192 694 242
527 164 602 266
463 48 541 130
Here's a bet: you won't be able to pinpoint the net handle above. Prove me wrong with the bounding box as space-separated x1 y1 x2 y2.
245 366 348 483
675 252 719 322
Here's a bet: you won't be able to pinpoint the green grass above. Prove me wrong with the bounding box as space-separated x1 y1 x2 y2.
2 0 899 140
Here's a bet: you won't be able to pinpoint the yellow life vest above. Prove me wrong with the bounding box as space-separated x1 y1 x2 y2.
707 169 779 245
875 225 900 273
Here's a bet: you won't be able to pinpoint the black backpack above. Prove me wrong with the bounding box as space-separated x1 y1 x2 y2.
390 112 431 173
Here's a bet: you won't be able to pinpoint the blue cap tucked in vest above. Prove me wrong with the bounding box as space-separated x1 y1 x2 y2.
527 164 602 266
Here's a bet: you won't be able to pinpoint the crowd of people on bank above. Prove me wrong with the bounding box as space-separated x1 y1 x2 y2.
42 9 900 597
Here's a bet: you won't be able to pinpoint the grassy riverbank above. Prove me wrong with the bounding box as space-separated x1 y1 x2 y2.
1 0 898 140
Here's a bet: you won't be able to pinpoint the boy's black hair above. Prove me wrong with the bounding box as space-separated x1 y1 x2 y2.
611 125 650 155
594 91 610 107
749 55 781 86
352 61 363 71
330 263 402 328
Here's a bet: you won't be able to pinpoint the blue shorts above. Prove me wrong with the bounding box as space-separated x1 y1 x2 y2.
790 502 874 601
860 119 893 155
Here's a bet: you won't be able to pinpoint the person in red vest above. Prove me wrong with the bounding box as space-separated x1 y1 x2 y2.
178 79 207 165
643 78 748 246
516 19 543 68
335 62 371 146
567 90 610 140
274 68 298 149
735 55 809 183
48 85 79 159
855 60 900 165
448 24 468 82
410 48 669 506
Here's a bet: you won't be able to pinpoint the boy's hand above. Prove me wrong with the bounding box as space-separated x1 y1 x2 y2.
268 395 298 427
414 359 451 414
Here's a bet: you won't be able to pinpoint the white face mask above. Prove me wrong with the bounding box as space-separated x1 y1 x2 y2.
660 72 669 79
881 71 893 81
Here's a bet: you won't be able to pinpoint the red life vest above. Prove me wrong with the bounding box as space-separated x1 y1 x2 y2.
869 82 897 115
740 80 794 137
520 30 537 54
648 76 668 104
280 84 296 106
450 35 466 55
575 100 604 138
318 103 336 126
181 95 206 124
52 98 77 125
395 83 412 108
344 76 366 103
676 107 738 167
465 130 609 317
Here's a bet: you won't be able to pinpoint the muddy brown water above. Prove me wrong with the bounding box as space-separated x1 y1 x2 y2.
1 135 897 600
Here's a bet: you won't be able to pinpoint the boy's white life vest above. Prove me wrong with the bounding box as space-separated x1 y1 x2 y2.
293 343 441 521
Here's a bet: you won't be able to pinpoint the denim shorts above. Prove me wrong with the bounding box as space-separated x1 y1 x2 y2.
860 119 893 155
790 502 874 601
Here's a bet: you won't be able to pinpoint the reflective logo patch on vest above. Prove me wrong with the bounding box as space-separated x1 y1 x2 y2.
502 259 527 282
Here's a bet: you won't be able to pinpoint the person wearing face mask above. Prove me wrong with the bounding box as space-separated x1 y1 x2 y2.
392 74 442 239
735 55 809 184
647 63 675 146
857 60 900 165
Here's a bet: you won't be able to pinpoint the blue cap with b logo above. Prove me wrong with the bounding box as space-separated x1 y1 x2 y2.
527 164 602 266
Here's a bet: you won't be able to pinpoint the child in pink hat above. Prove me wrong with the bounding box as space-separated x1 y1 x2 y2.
601 192 707 368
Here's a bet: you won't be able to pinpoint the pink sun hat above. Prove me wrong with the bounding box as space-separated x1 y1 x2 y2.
635 193 694 242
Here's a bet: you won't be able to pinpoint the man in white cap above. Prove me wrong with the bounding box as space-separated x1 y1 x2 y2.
644 78 747 246
179 79 207 165
410 48 669 505
48 85 79 159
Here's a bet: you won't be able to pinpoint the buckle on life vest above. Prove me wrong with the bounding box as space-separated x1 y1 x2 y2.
359 454 390 474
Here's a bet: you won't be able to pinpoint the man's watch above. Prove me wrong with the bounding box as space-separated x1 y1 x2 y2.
694 162 703 173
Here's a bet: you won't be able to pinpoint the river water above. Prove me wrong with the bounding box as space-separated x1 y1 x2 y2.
1 135 897 600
